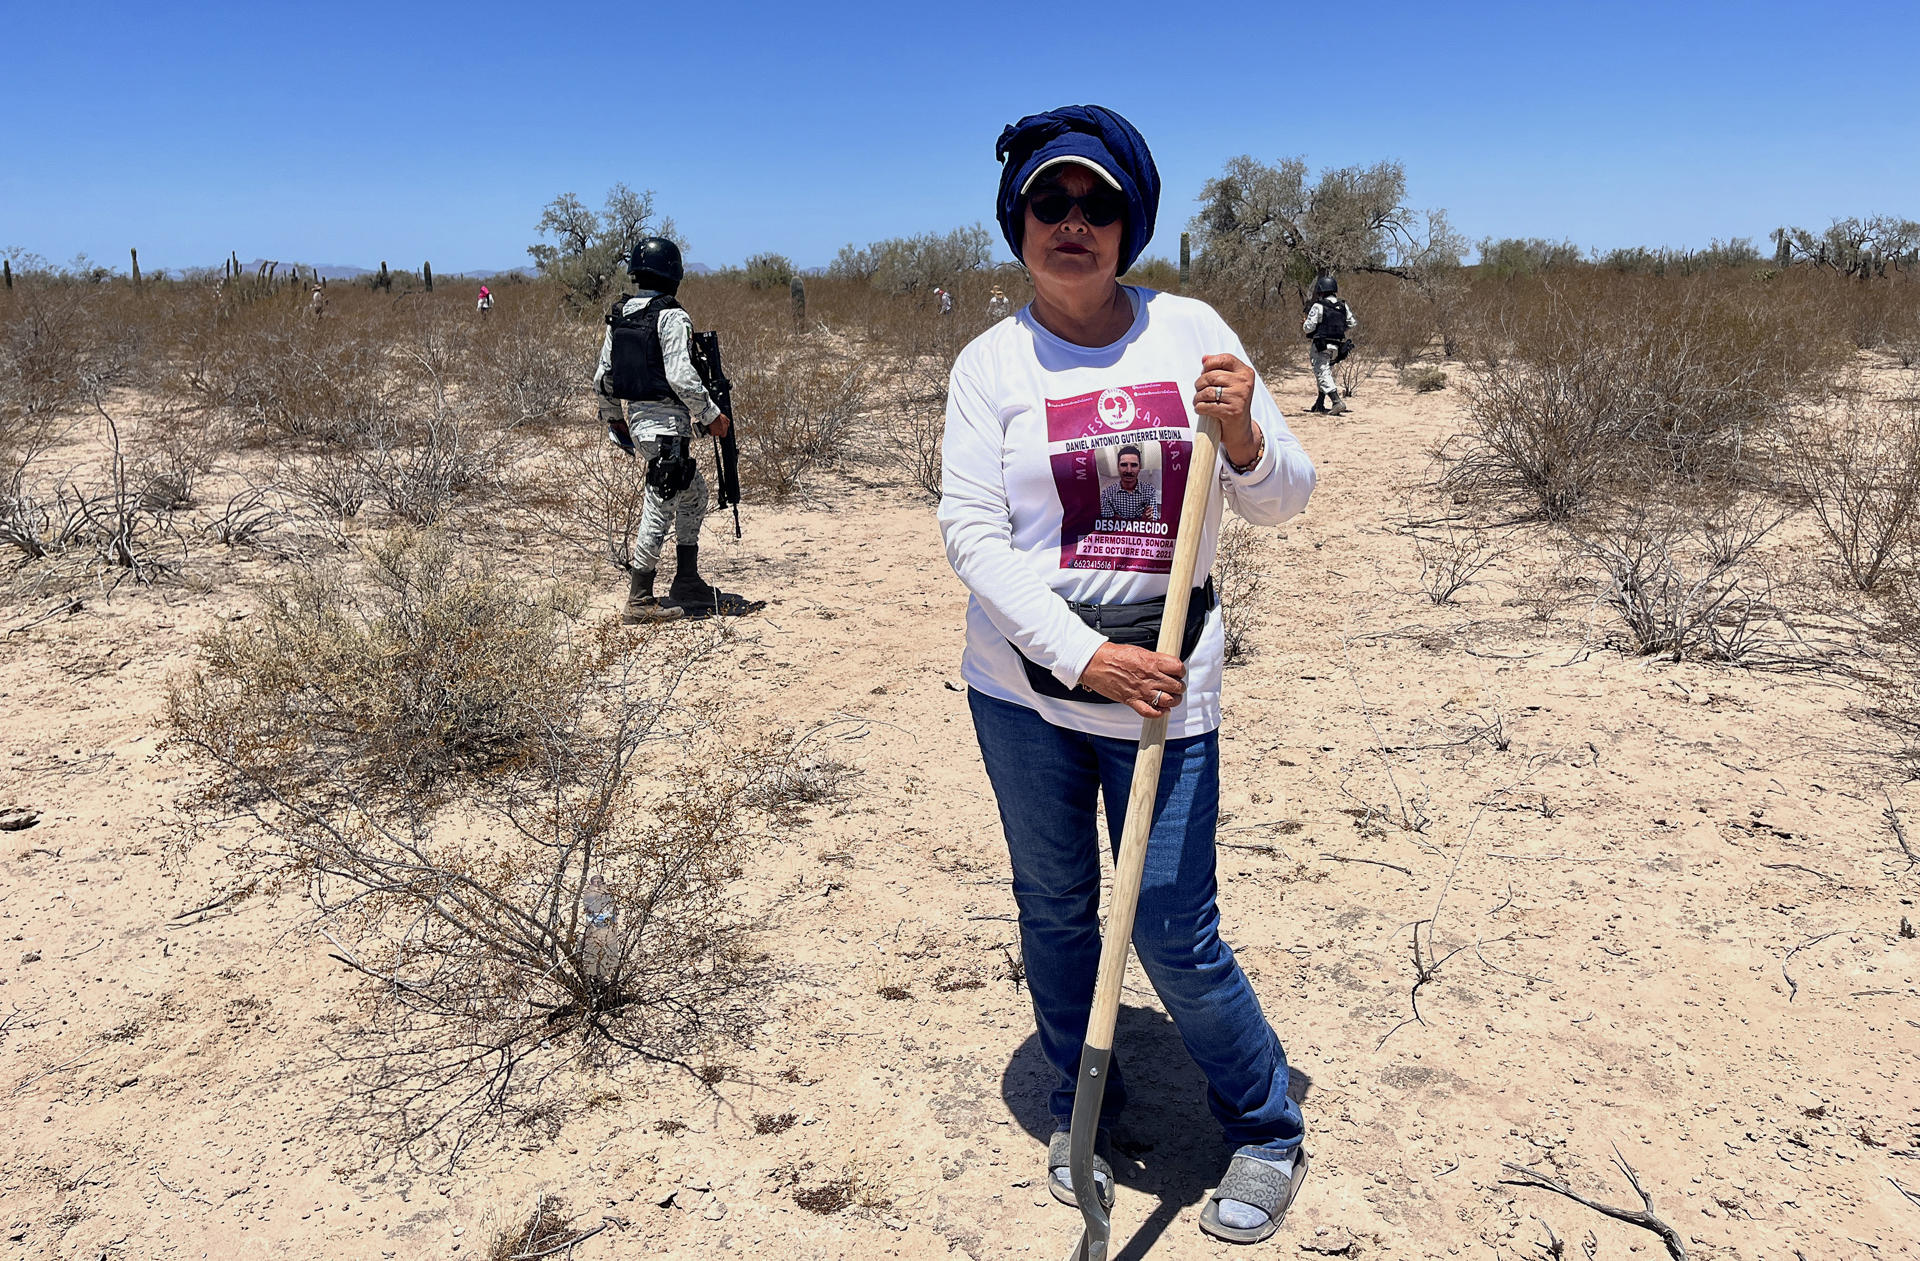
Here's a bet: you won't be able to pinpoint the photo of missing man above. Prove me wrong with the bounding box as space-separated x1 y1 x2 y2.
1097 442 1162 524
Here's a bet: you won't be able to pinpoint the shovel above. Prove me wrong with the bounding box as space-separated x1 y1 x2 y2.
1065 412 1224 1261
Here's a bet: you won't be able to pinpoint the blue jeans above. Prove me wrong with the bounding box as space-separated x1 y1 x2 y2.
969 688 1304 1155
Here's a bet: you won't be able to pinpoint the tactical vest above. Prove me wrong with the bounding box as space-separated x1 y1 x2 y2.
605 295 686 406
1312 297 1350 344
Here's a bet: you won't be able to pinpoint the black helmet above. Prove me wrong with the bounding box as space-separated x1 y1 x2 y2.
627 237 684 293
1312 274 1338 297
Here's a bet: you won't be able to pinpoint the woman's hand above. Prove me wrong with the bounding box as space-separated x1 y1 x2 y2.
1078 642 1186 719
1194 353 1261 469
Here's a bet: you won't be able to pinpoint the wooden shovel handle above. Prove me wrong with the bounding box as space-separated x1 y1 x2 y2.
1081 413 1223 1050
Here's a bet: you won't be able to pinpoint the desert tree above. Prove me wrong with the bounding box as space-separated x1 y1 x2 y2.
1188 156 1466 309
827 224 992 295
1771 216 1920 280
528 184 684 310
742 253 796 290
1477 237 1585 279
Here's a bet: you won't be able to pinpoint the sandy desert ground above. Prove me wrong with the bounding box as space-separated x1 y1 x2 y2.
3 360 1918 1261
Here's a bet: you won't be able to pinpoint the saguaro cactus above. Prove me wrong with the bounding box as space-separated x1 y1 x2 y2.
423 261 433 292
3 259 11 289
790 275 806 326
130 247 142 289
1179 232 1190 289
378 261 390 292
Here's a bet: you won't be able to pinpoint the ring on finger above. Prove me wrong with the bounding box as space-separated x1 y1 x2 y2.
1152 690 1164 708
1214 385 1224 402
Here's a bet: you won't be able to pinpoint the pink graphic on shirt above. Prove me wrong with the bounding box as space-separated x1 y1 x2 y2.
1046 380 1194 573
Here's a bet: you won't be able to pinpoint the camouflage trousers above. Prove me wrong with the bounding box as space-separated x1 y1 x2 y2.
601 398 708 573
1309 344 1339 394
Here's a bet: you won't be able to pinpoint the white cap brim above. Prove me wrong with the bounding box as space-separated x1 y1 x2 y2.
1019 155 1123 196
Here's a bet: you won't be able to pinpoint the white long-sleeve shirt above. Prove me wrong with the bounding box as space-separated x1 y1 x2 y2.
938 287 1317 740
593 290 723 438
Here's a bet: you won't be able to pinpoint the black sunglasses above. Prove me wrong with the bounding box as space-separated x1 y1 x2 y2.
1027 187 1127 228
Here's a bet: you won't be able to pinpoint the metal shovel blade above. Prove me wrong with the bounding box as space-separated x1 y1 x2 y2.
1064 1042 1113 1261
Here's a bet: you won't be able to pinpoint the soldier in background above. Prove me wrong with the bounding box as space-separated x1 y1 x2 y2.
1302 274 1356 415
594 237 758 621
987 286 1011 320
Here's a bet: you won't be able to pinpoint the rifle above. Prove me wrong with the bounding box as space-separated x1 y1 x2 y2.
689 330 742 538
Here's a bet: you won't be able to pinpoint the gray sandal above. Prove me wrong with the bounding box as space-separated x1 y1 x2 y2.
1046 1130 1114 1209
1199 1146 1308 1244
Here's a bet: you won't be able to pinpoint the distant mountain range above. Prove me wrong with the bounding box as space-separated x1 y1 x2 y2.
234 259 713 280
248 260 532 281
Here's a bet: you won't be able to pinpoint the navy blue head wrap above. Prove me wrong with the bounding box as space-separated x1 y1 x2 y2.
995 104 1160 274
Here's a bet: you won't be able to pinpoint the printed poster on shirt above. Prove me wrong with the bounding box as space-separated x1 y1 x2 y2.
1046 381 1193 573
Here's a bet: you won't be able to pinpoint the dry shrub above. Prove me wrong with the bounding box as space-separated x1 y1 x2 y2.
871 308 972 499
1442 274 1837 519
359 408 503 525
521 435 655 576
1400 364 1449 393
469 303 590 429
1570 498 1799 663
1200 294 1299 382
1345 273 1438 367
166 527 797 1161
1784 380 1920 591
278 445 371 521
1413 521 1504 604
1 402 185 580
1212 518 1266 663
1335 343 1377 398
179 305 397 441
730 331 870 502
483 1194 581 1260
169 528 591 795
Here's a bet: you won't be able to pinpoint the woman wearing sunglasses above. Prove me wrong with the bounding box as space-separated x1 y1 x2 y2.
937 105 1319 1244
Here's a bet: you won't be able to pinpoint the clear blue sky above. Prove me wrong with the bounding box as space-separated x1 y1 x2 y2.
4 0 1914 273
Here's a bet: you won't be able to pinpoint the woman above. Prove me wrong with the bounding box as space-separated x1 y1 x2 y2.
938 105 1317 1245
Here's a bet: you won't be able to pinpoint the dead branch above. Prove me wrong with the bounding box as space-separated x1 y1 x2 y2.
1887 794 1917 869
510 1219 611 1259
1318 851 1414 877
1782 929 1853 1002
1501 1146 1687 1260
164 882 255 926
1890 1177 1920 1210
4 597 84 636
1761 863 1837 883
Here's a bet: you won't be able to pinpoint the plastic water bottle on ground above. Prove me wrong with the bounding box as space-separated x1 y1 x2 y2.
581 875 618 982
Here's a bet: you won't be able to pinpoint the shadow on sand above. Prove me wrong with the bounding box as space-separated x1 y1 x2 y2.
999 1002 1313 1261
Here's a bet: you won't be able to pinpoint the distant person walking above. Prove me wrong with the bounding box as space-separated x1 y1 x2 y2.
987 285 1011 320
308 284 326 319
476 285 494 316
594 237 758 621
1302 275 1355 414
936 286 954 315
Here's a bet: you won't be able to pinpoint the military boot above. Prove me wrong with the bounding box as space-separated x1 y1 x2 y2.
1308 390 1328 413
1327 389 1349 415
622 569 682 624
667 545 711 609
665 544 765 618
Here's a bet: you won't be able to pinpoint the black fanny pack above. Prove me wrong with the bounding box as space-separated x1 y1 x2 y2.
1016 579 1216 704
